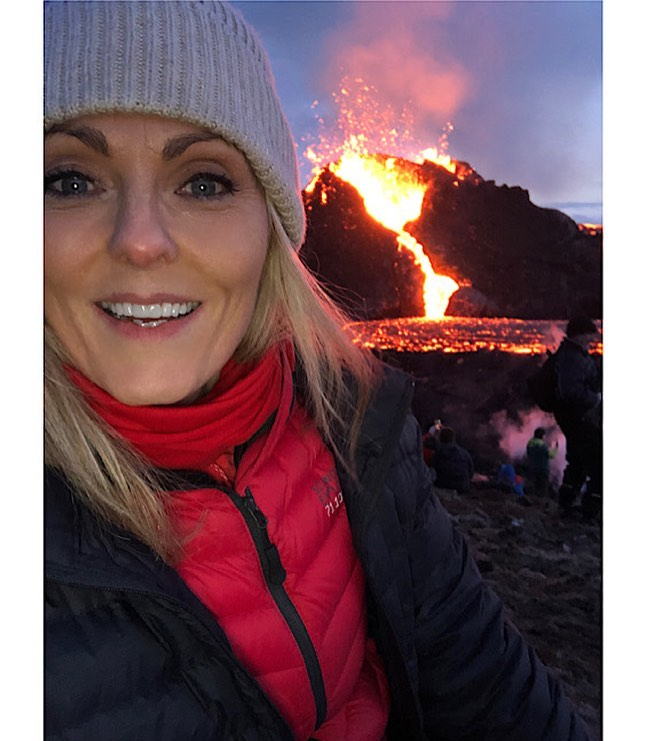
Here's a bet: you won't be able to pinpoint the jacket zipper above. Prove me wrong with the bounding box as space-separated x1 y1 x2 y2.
153 466 328 728
228 485 328 730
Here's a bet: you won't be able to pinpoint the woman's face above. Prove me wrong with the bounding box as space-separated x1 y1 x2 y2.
45 113 270 405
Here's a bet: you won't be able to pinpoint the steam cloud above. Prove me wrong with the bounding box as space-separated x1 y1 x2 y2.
491 408 566 485
491 321 566 484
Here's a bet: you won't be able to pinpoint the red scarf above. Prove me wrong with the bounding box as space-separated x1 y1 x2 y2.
66 343 294 471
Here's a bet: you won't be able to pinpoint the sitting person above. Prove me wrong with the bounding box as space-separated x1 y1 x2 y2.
430 426 474 493
421 418 443 466
526 427 557 497
496 462 526 497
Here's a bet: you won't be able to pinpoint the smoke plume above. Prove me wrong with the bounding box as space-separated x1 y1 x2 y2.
491 408 566 486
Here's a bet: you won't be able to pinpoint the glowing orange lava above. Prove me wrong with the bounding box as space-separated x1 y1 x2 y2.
578 223 602 237
346 317 604 356
330 154 458 317
304 76 460 319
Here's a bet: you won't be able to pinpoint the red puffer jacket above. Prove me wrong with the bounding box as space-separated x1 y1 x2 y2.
62 347 389 740
170 397 390 740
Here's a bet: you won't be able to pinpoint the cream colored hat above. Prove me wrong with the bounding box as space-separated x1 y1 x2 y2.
44 0 306 249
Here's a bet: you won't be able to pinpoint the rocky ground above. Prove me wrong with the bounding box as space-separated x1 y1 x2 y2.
380 349 602 739
434 484 601 739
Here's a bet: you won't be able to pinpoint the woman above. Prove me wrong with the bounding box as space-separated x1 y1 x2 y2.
44 2 591 739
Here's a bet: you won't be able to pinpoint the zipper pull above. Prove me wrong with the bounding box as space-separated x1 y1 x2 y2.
243 487 268 528
243 488 286 586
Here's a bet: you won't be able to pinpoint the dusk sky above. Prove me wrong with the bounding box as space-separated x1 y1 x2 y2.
232 1 602 224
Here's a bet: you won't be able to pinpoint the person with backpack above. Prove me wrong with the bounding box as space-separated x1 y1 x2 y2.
551 317 602 518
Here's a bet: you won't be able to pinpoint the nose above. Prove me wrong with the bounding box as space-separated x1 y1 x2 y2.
108 192 178 267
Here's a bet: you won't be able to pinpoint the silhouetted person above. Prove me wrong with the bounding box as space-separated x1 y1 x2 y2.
431 426 474 493
526 427 557 497
553 317 602 519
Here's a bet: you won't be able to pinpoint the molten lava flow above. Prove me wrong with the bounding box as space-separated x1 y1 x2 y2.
330 153 458 318
304 77 461 318
346 317 604 356
578 223 602 237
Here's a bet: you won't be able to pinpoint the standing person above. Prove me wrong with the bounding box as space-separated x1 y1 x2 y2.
552 317 602 519
525 427 558 497
44 2 591 739
429 426 475 493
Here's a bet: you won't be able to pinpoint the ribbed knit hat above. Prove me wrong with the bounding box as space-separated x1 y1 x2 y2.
44 0 306 249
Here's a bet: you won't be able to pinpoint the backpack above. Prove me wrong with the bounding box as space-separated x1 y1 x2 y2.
527 349 561 412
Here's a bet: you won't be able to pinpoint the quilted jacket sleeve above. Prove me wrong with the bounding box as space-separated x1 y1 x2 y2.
393 417 592 741
556 345 601 413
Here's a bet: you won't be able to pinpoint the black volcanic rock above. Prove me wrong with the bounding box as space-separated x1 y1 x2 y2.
301 167 425 320
300 158 602 320
446 286 500 317
412 160 602 319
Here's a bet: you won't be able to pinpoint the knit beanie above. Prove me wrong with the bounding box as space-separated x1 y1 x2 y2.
44 0 306 249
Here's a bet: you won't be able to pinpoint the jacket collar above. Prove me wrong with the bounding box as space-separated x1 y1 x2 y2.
333 363 415 539
45 362 415 590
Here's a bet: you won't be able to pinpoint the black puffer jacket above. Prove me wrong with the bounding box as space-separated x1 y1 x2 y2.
430 441 474 493
555 338 602 422
45 366 591 740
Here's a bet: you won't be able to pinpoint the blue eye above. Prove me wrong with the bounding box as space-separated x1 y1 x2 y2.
179 172 236 199
45 170 96 197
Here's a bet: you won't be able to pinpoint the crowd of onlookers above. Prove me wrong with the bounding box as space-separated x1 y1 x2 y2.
421 316 602 522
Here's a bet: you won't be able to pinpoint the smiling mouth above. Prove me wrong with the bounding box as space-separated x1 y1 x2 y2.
99 301 201 328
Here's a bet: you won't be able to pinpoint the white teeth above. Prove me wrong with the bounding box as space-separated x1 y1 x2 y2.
135 304 162 319
101 301 200 321
133 319 166 328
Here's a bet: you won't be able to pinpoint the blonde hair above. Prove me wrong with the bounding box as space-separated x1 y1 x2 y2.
45 203 378 563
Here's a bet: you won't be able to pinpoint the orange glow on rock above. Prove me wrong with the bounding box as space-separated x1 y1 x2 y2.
304 76 461 318
329 153 458 318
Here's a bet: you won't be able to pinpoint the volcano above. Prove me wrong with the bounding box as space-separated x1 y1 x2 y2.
300 157 602 321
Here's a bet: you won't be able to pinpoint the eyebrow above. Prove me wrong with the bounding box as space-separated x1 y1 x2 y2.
45 123 110 156
44 123 223 160
161 132 222 160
